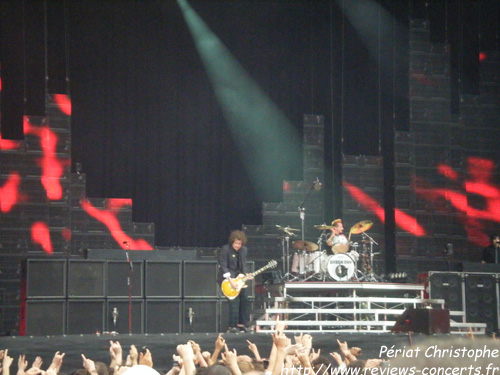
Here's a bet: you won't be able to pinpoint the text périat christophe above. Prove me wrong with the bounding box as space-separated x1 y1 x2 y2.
379 345 499 362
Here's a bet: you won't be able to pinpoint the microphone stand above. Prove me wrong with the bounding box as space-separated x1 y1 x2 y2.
298 179 321 245
124 242 133 334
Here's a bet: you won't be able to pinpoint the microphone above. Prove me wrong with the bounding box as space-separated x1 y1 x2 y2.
123 241 133 271
314 177 322 191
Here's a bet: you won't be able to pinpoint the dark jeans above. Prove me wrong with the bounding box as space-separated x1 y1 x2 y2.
228 286 250 327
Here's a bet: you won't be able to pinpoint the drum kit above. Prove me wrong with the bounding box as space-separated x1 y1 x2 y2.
277 220 383 282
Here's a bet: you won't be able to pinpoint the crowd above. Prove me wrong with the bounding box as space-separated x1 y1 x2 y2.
1 323 499 375
0 319 386 375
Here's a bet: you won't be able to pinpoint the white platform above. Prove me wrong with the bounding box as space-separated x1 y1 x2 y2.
256 281 486 334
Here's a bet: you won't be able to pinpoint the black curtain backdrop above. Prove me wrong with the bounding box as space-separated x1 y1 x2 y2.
68 1 346 247
26 0 492 248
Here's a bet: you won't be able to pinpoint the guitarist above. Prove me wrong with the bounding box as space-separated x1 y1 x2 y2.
218 230 253 333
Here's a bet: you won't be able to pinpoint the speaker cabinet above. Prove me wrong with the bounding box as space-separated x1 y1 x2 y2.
392 308 450 334
107 299 144 334
107 261 144 298
25 300 66 335
26 259 66 298
145 300 182 333
145 261 182 298
428 271 464 311
465 273 498 333
219 299 230 332
183 261 218 298
182 299 218 333
68 260 105 298
67 299 105 334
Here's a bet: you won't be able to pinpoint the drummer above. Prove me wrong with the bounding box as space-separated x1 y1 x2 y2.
326 219 360 263
326 219 348 248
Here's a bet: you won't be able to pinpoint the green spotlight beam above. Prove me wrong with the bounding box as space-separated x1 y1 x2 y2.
177 0 301 199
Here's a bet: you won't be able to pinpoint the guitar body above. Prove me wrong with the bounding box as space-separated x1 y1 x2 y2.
220 260 277 300
221 274 246 300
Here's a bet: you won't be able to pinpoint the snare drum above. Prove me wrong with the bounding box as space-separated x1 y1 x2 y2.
325 253 356 281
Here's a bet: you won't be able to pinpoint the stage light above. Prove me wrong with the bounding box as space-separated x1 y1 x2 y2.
177 0 301 199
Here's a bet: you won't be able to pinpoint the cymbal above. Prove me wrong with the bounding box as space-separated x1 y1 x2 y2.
314 224 333 230
350 220 373 234
292 240 319 252
276 225 300 232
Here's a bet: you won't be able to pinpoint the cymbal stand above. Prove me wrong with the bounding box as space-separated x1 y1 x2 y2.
317 230 328 252
280 234 298 281
359 231 384 282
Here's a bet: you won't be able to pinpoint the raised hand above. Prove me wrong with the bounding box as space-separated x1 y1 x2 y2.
17 355 28 375
129 345 138 366
139 349 153 368
246 340 261 361
329 352 343 366
215 334 226 352
31 357 42 370
48 351 65 373
81 354 96 374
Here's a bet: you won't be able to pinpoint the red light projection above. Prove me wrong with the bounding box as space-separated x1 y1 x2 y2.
53 94 72 116
31 221 53 254
0 172 25 213
1 93 154 254
414 156 500 246
80 198 154 250
24 117 70 200
343 181 427 236
0 133 22 150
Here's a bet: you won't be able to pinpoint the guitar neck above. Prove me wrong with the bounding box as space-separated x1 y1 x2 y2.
243 263 274 281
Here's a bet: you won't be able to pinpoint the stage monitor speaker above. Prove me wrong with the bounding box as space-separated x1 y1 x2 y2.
25 300 66 335
465 273 498 333
145 300 182 333
428 271 464 311
391 308 450 334
107 299 144 334
182 299 218 333
68 260 105 297
107 261 144 298
26 259 66 298
183 261 218 298
145 261 182 298
67 299 105 334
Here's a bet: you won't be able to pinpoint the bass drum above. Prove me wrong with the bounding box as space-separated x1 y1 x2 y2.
325 253 356 281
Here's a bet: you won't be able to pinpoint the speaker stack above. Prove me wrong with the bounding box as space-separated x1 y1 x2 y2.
464 273 498 333
23 258 255 335
428 271 500 333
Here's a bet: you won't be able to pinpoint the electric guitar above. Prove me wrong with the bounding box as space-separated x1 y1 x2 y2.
221 260 278 300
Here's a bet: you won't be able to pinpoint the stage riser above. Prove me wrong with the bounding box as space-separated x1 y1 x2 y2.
257 280 493 334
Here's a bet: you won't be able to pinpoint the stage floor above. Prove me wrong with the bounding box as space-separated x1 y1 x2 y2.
0 332 475 374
